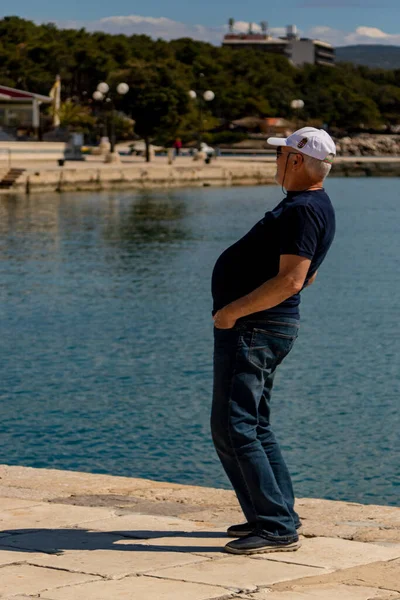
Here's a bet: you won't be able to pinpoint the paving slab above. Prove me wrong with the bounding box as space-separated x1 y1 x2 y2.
295 498 400 544
0 465 156 502
0 502 116 532
84 513 208 539
0 497 43 510
271 558 400 594
2 597 41 600
247 584 400 599
353 530 400 544
146 555 323 592
0 547 49 566
3 597 47 600
28 546 210 578
0 564 99 596
129 529 229 558
39 574 231 600
252 537 400 570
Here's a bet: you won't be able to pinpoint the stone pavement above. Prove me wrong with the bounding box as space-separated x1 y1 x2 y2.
0 465 399 599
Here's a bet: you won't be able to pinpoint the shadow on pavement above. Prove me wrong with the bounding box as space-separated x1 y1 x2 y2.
0 528 228 555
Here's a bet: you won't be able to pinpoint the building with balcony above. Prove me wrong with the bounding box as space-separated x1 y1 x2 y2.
223 22 335 67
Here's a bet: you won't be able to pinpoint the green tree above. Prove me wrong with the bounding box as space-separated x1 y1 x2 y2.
115 61 190 161
57 100 96 133
175 104 219 144
374 84 400 123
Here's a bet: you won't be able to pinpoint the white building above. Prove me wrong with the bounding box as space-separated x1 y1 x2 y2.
223 23 335 67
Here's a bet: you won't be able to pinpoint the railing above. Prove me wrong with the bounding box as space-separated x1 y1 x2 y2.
0 142 66 166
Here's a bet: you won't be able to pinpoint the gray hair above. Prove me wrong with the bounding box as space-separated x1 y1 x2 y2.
302 153 334 181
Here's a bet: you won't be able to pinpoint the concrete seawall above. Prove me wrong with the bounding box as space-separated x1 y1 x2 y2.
1 156 400 195
0 464 399 599
2 158 277 194
332 158 400 177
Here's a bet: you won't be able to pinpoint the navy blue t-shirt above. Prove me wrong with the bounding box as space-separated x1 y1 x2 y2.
211 188 335 319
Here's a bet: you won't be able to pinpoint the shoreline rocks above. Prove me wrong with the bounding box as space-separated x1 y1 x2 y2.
335 134 400 156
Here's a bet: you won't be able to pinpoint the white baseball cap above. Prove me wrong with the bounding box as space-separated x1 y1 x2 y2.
267 127 336 163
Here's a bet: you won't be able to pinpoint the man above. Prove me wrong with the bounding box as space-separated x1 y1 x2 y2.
211 127 336 555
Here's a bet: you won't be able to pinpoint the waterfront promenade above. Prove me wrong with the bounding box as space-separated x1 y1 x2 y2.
2 155 400 194
0 465 399 599
0 155 277 194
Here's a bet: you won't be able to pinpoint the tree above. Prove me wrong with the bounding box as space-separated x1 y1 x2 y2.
57 100 96 133
116 61 190 161
375 85 400 123
174 105 219 144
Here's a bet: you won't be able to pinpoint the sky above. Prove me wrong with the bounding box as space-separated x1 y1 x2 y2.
1 0 400 47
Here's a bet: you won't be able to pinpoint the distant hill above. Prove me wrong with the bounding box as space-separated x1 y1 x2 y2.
336 45 400 69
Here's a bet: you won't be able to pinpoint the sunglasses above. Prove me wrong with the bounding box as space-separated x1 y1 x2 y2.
277 146 333 164
276 147 298 159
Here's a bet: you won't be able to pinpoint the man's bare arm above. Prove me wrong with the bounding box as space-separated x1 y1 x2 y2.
305 270 318 287
213 255 311 328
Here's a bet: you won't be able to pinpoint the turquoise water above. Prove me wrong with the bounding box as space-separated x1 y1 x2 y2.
0 180 398 506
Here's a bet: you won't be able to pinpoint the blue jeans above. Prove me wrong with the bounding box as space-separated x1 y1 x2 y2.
211 316 300 540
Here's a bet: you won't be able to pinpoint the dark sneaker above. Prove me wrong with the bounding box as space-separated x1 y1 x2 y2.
225 531 301 555
227 520 302 538
227 522 257 538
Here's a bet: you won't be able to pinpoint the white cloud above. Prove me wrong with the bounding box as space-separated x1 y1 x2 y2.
355 26 389 39
47 15 400 48
309 25 400 46
347 25 400 44
233 21 261 33
100 15 177 27
53 15 224 43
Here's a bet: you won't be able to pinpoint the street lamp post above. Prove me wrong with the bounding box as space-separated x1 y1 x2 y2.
290 99 304 131
92 89 108 141
92 81 129 163
189 76 215 149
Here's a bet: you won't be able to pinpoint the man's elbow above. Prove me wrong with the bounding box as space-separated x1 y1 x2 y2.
284 276 304 295
292 281 304 294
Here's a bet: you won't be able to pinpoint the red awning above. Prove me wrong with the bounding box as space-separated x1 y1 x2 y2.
0 85 51 103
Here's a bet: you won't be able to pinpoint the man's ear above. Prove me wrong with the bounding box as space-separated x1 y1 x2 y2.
293 153 304 169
